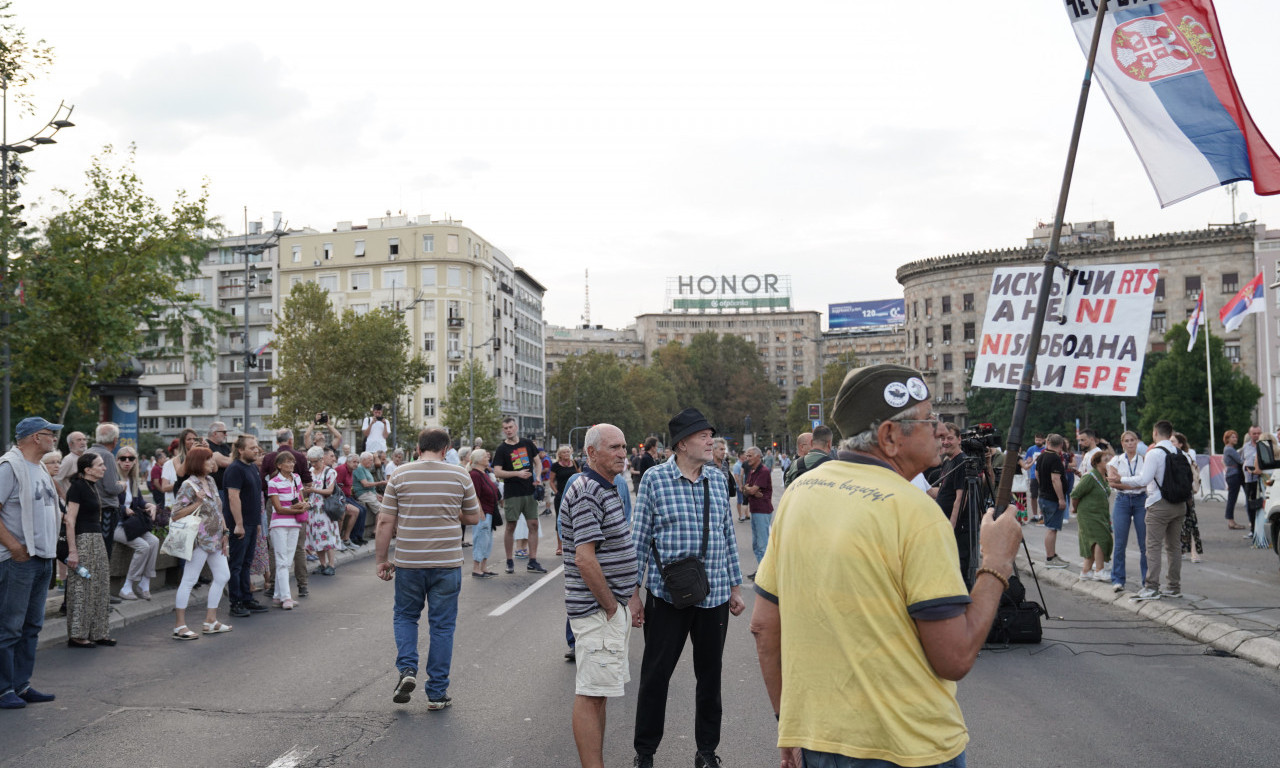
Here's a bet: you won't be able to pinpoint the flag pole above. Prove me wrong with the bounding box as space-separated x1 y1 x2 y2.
1205 309 1217 454
993 0 1111 513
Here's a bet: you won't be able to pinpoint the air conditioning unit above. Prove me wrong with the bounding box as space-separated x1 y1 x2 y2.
313 260 321 266
944 340 951 346
927 342 933 348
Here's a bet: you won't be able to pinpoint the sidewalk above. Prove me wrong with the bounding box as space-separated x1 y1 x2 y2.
37 541 378 649
1017 495 1280 669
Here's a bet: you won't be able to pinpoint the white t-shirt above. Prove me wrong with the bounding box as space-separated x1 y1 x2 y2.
162 459 180 509
362 416 389 452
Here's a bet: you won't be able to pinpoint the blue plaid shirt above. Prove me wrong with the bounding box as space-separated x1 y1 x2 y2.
632 456 742 608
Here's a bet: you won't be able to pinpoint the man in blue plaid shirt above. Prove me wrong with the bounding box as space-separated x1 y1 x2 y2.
628 408 745 768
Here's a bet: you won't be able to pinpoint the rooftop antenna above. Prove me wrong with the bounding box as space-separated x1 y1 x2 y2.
582 268 591 328
1227 182 1239 223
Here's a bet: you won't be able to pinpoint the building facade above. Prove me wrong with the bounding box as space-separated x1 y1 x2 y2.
544 324 644 374
819 326 908 371
276 215 546 446
896 222 1262 428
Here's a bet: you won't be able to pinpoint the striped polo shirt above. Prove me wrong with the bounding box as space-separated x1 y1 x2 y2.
384 459 480 569
560 467 638 619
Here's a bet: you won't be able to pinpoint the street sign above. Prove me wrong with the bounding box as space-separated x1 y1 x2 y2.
808 403 821 420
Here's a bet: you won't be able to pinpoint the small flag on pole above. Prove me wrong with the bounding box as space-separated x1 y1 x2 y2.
1062 1 1280 207
251 341 272 356
1187 289 1205 351
1219 272 1265 332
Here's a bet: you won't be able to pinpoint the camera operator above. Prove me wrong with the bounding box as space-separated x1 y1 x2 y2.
362 404 390 454
934 424 964 526
304 412 344 458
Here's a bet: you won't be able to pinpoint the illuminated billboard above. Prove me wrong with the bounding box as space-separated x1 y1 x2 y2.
829 300 905 329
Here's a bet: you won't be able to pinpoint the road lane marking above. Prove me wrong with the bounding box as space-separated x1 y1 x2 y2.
488 565 564 616
267 746 316 768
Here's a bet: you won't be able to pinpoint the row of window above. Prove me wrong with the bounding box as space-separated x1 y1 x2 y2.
912 323 977 348
653 317 810 329
913 293 976 319
290 233 470 263
309 265 474 293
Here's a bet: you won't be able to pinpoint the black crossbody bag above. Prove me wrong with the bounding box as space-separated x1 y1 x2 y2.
652 478 711 609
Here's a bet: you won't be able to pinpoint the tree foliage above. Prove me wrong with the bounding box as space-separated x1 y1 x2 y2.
269 281 430 431
1138 322 1260 453
621 364 678 444
441 357 501 447
9 145 220 422
786 357 861 437
547 351 640 448
0 2 54 112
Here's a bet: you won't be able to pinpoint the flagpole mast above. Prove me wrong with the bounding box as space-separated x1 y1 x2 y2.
1205 308 1217 454
994 0 1111 512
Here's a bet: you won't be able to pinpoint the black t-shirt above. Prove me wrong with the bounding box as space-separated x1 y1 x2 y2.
935 455 966 520
494 438 539 498
551 461 579 498
209 441 231 489
223 459 264 527
1035 450 1066 500
637 452 658 477
67 477 103 536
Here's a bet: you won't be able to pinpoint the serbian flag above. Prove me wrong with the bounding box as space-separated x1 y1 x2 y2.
1219 272 1264 332
1186 288 1205 351
251 341 272 356
1064 1 1280 207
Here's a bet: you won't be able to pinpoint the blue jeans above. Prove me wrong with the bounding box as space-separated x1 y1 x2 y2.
802 749 965 768
472 516 494 563
1111 493 1148 587
393 566 461 699
750 512 773 565
0 557 53 696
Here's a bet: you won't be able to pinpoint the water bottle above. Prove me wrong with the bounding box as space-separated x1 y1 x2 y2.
74 565 91 579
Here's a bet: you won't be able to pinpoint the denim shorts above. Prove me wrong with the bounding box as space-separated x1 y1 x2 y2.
1038 497 1064 530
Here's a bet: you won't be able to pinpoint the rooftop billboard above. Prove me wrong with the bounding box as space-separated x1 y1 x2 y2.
829 300 905 330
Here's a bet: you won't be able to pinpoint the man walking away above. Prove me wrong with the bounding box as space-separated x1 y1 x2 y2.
378 429 481 710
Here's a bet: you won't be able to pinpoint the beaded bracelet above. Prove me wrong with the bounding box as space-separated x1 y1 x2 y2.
975 567 1010 591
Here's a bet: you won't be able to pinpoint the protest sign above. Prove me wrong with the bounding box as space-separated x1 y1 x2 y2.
972 263 1158 398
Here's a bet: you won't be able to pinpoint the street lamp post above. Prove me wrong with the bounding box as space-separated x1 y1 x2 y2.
467 325 499 447
234 214 281 438
1 82 74 451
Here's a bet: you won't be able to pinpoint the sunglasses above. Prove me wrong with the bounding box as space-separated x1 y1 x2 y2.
119 456 137 462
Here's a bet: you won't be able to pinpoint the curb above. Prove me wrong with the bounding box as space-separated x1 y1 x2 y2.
1022 561 1280 670
37 542 378 650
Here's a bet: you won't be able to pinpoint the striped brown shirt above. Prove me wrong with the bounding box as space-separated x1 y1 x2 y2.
385 460 480 569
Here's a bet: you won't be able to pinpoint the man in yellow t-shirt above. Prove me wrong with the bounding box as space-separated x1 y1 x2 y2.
750 364 1023 768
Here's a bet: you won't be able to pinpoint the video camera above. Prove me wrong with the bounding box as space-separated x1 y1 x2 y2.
960 422 1001 455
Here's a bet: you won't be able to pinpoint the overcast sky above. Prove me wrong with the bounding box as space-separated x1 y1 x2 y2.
11 1 1280 329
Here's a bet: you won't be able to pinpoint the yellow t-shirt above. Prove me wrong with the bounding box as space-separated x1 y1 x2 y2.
754 456 971 767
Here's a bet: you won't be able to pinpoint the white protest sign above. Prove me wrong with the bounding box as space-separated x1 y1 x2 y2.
973 263 1158 397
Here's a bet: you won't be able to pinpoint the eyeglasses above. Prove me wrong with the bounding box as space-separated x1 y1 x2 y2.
891 412 940 429
36 431 56 439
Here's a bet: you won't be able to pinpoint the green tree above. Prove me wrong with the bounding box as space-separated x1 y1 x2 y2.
440 357 501 446
9 145 221 421
652 332 785 443
621 364 678 444
1138 322 1260 453
547 352 640 448
786 357 862 438
270 281 430 430
0 2 54 111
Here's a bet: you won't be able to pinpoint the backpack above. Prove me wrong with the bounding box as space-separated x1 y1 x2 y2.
1154 446 1194 503
791 451 832 482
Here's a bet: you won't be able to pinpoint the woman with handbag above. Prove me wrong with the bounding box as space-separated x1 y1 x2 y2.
469 449 501 578
64 452 114 648
305 446 341 576
170 446 232 640
112 446 161 601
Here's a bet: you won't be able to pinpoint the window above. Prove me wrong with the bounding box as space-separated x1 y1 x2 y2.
351 271 371 291
473 243 480 257
164 389 186 402
388 237 400 259
258 386 272 408
140 417 159 431
1155 278 1165 301
164 417 187 430
448 363 460 384
447 266 462 287
423 234 435 253
962 293 974 312
447 300 460 318
317 275 338 293
775 347 785 357
1225 343 1241 363
964 352 976 371
942 382 953 399
941 296 952 314
942 324 952 343
258 302 272 316
423 398 436 417
913 301 919 319
943 353 953 371
323 242 333 260
351 303 369 315
382 268 405 289
421 300 435 321
425 366 436 384
1185 275 1201 299
291 245 301 263
447 234 459 253
925 328 934 345
423 332 435 352
963 322 976 343
192 389 204 408
448 331 461 352
146 395 158 409
290 276 302 289
924 298 933 316
1151 311 1167 332
1222 272 1238 294
422 266 437 287
354 239 366 257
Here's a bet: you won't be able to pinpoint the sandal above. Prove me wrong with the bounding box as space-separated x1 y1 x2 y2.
1227 522 1247 530
202 620 233 634
172 626 199 641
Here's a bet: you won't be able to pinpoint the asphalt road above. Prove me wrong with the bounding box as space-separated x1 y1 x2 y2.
6 470 1280 767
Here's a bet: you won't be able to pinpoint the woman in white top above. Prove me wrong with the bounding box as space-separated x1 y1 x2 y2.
305 446 341 576
113 446 161 601
161 428 200 509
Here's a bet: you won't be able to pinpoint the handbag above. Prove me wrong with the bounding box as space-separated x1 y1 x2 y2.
652 479 711 610
322 468 346 522
160 514 199 560
121 511 152 541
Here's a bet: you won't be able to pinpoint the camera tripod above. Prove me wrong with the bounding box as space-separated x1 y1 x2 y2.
960 452 1049 615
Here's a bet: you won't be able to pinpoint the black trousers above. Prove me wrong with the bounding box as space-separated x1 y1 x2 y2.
634 595 730 757
227 522 260 603
1244 481 1259 527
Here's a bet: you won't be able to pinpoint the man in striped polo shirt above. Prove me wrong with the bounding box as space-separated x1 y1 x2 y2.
561 423 638 768
376 428 482 710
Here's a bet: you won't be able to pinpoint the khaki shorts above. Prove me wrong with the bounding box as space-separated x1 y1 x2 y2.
569 604 631 697
503 495 538 522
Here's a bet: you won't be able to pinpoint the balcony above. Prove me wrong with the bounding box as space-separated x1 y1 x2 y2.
447 317 464 329
218 284 272 300
447 349 464 361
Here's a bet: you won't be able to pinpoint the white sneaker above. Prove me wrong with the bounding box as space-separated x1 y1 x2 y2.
1131 587 1161 601
1078 571 1095 581
1112 583 1125 593
1094 569 1110 582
